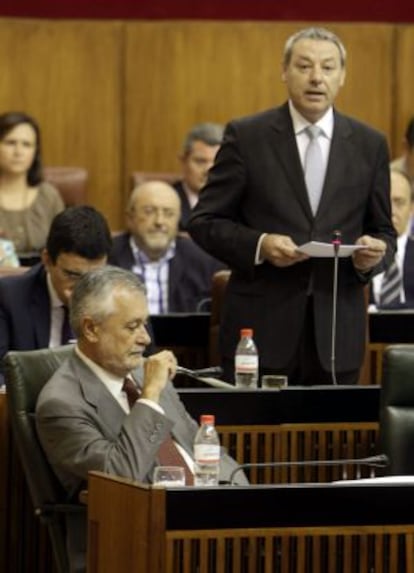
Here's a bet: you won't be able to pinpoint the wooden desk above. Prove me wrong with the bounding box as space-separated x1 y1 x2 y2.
87 471 414 573
1 386 381 571
181 386 380 483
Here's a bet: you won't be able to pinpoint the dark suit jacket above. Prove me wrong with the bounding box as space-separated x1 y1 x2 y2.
371 236 414 308
404 238 414 305
173 180 192 230
109 233 225 312
188 103 396 373
36 350 247 572
0 263 51 367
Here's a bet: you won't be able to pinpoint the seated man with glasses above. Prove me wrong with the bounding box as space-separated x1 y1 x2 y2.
109 180 225 314
0 205 112 384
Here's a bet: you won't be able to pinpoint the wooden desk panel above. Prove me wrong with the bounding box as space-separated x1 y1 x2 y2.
88 472 414 573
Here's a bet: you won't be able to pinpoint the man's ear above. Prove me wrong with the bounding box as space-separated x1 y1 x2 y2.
83 317 99 342
41 249 51 269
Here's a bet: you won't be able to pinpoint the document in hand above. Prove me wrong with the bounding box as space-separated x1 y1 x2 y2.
296 241 366 258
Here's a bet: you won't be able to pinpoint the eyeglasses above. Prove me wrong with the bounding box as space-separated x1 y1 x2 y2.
56 265 86 282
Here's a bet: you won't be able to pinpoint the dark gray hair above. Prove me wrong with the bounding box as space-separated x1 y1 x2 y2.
70 266 146 336
181 122 224 156
283 27 347 68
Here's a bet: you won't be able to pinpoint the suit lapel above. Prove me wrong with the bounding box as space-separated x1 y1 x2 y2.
72 355 126 437
30 268 51 347
315 111 354 219
168 244 184 308
268 104 314 220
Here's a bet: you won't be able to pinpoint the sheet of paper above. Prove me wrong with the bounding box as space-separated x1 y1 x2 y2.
296 241 366 258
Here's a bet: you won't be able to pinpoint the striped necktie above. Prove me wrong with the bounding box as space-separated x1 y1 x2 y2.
379 259 402 308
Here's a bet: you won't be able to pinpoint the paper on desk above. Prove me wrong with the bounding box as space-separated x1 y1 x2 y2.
296 241 366 258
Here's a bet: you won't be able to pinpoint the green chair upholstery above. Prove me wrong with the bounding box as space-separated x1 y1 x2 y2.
3 345 85 573
379 344 414 475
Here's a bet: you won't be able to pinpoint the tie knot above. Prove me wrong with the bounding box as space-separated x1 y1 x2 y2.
122 377 140 408
306 125 322 140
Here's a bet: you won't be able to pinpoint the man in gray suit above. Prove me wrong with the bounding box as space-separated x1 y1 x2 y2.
36 266 246 572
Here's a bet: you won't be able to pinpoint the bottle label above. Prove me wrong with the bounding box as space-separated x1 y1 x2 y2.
194 444 220 463
235 355 258 373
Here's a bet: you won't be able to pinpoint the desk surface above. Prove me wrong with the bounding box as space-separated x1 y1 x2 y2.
178 385 380 425
369 310 414 343
165 481 414 529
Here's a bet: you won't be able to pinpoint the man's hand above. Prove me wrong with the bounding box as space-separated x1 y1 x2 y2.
141 350 177 403
352 235 387 272
260 234 309 267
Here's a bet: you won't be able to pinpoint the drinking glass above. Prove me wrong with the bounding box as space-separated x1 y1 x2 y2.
261 375 288 390
153 466 185 487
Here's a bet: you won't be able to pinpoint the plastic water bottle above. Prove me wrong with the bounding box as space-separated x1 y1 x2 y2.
234 328 259 388
193 414 221 486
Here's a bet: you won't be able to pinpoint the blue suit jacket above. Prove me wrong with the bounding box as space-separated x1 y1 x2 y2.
0 263 51 366
108 233 225 312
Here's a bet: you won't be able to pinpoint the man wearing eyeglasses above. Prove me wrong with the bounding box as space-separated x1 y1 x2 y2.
0 205 112 383
109 180 224 314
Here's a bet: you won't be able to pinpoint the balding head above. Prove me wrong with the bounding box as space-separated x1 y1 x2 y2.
126 181 181 260
390 170 413 236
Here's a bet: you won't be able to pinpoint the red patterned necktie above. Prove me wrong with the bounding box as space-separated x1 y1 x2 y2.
122 378 193 485
122 377 140 408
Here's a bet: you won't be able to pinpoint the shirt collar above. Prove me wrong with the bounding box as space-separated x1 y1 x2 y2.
288 100 334 140
46 272 64 309
74 345 131 395
129 235 176 265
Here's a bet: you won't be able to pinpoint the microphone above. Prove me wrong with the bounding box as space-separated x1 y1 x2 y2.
330 230 342 386
227 454 389 486
175 366 234 389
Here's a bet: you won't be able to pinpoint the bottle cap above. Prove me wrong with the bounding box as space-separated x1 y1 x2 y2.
200 414 215 425
240 328 253 337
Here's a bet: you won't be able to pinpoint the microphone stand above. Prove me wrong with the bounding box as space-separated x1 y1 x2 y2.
331 230 342 385
175 366 234 389
228 454 389 486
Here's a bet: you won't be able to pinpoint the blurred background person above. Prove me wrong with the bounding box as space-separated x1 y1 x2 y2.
391 117 414 184
109 180 225 313
173 122 224 230
370 169 414 309
0 111 64 265
0 205 112 385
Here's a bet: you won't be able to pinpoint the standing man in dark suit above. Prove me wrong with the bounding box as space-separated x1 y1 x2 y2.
371 169 414 308
188 26 396 385
173 122 224 230
36 266 247 573
109 180 225 313
0 205 112 382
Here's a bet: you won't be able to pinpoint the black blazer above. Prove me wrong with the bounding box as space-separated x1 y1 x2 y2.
188 103 396 373
109 233 225 313
0 263 51 375
173 180 192 231
371 236 414 308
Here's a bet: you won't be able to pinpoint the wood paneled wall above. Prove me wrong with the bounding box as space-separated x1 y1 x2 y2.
0 18 411 229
